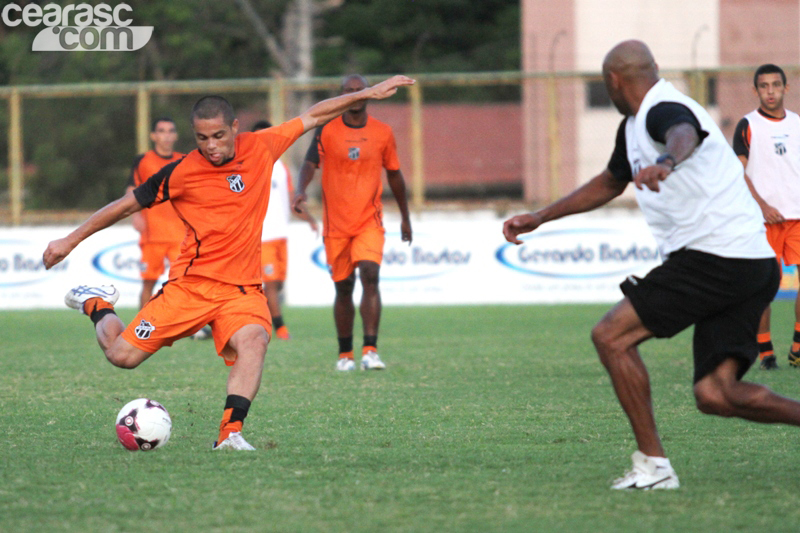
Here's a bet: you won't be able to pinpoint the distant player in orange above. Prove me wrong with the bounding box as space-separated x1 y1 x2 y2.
42 75 415 451
734 64 800 370
252 120 318 341
294 74 413 372
127 118 184 309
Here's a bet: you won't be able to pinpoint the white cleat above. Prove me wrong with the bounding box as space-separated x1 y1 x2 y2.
361 350 386 370
336 358 356 371
213 431 256 451
611 451 680 490
65 285 119 314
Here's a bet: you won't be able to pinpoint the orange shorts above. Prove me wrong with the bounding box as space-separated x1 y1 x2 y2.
139 241 180 281
261 238 288 283
765 220 800 265
324 227 385 282
121 275 272 366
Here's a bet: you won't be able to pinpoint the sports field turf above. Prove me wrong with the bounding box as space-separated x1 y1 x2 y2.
2 302 800 532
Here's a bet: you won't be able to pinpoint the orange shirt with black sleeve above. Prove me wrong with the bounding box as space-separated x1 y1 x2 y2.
130 150 185 243
133 118 305 286
305 115 400 238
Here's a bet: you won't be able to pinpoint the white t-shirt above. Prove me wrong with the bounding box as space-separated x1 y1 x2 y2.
262 160 292 242
624 79 773 259
744 109 800 219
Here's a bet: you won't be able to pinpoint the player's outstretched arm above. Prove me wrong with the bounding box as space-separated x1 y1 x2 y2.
503 169 627 244
43 190 143 269
387 169 412 243
634 122 699 192
298 75 415 133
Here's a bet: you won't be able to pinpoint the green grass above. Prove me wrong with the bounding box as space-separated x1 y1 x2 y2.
2 302 800 532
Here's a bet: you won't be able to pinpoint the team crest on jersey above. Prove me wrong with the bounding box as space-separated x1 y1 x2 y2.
348 146 360 160
134 319 155 340
775 142 787 156
227 174 245 193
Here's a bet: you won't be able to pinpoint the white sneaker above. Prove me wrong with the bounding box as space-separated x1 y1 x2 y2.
65 285 119 314
213 431 256 451
336 358 356 371
611 451 680 490
361 350 386 370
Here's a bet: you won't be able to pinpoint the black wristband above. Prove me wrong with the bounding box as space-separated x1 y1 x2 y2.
656 153 677 170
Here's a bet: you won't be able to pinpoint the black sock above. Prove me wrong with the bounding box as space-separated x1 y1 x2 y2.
225 394 251 424
90 308 116 326
338 336 353 354
273 315 285 329
363 335 378 349
794 329 800 344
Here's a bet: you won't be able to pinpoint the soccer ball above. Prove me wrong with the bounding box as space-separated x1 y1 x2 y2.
115 398 172 451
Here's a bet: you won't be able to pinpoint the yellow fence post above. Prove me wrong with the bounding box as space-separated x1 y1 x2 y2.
546 75 561 204
9 89 23 226
136 86 150 155
269 77 285 126
409 81 424 212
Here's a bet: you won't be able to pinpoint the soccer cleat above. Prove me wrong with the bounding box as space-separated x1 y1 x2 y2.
213 431 256 451
361 350 386 370
65 284 119 314
275 325 291 340
611 451 680 490
760 355 779 370
336 357 356 371
789 350 800 368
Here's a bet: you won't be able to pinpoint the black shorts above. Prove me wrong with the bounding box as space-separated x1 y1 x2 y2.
620 249 779 383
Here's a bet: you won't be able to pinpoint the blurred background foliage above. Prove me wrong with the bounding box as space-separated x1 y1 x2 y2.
0 0 519 210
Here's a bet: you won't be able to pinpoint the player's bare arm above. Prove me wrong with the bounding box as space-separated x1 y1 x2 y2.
293 160 318 215
43 190 143 269
386 169 412 243
634 123 699 192
737 154 785 224
503 169 627 244
298 75 415 133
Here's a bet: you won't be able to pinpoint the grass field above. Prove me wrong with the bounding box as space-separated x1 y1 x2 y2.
2 302 800 532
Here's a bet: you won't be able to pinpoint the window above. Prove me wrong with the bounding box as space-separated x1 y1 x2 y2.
587 80 611 108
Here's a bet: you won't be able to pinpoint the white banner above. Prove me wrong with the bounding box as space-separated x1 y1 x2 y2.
5 211 789 310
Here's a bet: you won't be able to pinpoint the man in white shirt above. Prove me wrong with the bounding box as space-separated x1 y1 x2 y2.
733 64 800 370
504 40 800 490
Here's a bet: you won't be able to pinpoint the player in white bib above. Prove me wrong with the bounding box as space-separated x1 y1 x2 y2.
253 120 318 340
504 41 800 490
733 64 800 370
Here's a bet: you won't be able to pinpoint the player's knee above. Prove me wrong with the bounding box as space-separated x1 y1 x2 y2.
335 277 356 295
106 348 142 369
359 265 380 287
693 382 734 417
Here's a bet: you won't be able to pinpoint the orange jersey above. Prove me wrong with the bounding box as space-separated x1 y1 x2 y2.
130 150 185 243
133 118 305 286
306 115 400 237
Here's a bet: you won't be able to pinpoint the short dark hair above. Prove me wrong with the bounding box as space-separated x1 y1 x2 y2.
151 117 175 132
252 120 271 131
754 64 787 88
341 74 368 91
190 96 235 126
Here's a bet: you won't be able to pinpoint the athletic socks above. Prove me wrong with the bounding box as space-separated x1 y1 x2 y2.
791 323 800 354
273 315 285 330
338 336 353 358
363 335 377 352
82 297 117 325
218 394 251 444
758 332 774 360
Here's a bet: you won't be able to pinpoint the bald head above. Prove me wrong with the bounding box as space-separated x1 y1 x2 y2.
603 40 658 82
602 40 659 115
